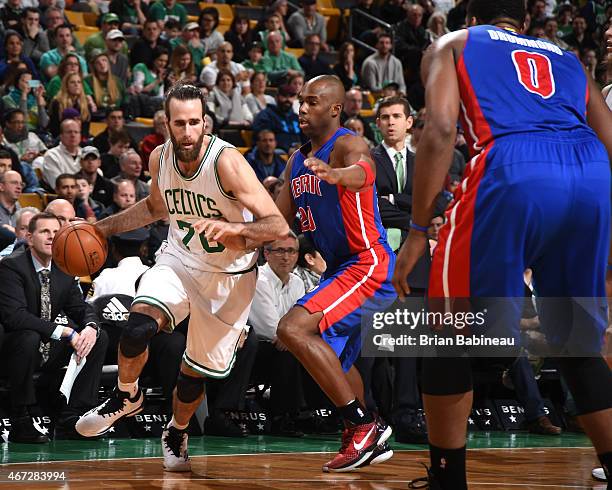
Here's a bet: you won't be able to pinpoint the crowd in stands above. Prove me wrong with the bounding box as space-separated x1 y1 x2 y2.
0 0 610 443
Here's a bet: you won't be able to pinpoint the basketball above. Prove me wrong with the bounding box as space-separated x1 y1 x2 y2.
52 222 108 277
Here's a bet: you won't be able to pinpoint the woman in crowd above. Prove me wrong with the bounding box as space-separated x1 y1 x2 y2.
1 69 49 132
206 69 252 128
224 15 255 63
0 31 39 81
199 7 225 58
85 51 127 118
131 46 169 97
46 53 94 103
48 72 93 138
244 71 275 117
426 10 449 41
167 45 197 85
333 42 359 91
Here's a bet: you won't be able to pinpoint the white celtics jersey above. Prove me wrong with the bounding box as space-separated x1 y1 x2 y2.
157 135 257 273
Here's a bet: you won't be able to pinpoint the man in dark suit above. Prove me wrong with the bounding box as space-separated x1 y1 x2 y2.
362 96 431 443
0 212 108 442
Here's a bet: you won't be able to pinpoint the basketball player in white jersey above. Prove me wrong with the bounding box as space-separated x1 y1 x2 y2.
75 82 289 471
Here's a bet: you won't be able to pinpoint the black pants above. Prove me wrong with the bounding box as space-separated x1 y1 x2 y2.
1 329 109 417
206 327 258 412
252 339 303 415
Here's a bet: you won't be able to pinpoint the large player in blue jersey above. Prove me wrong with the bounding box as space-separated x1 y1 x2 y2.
394 1 612 488
275 75 397 473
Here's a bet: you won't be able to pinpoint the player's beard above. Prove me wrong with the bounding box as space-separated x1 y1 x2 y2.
169 127 206 163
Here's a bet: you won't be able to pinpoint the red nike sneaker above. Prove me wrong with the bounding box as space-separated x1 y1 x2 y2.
322 420 392 472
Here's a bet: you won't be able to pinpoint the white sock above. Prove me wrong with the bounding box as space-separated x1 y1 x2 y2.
118 379 138 398
169 415 188 430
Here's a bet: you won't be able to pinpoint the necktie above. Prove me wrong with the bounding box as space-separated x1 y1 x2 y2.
386 151 405 252
39 270 51 365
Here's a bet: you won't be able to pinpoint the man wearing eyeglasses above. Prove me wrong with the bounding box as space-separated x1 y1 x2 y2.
248 236 306 437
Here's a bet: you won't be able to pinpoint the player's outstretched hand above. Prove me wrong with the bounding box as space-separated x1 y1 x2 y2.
304 157 340 184
193 217 247 250
392 232 428 300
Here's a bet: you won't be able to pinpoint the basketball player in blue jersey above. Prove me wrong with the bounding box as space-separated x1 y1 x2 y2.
393 1 612 488
274 75 398 472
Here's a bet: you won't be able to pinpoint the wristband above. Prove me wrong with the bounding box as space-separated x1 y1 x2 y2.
66 330 76 343
355 160 375 187
409 221 429 233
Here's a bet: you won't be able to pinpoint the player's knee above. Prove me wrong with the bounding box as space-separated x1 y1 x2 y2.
119 312 158 358
422 356 473 396
557 356 612 415
176 371 205 404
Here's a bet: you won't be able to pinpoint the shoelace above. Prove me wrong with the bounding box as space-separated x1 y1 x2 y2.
97 390 128 417
164 427 186 458
407 463 435 488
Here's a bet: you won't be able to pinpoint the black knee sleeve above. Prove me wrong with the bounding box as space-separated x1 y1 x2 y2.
422 356 473 396
176 371 205 404
557 356 612 415
119 312 158 358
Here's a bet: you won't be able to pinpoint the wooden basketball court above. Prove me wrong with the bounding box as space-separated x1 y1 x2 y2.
0 433 606 488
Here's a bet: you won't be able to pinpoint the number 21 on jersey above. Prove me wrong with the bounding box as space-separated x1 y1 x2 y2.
511 50 556 99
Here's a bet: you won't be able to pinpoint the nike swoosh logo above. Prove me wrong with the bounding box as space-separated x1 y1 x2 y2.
353 426 375 451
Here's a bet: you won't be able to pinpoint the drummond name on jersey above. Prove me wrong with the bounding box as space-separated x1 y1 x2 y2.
164 188 222 218
487 29 563 56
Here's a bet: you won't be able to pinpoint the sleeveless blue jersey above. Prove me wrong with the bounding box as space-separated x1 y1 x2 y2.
458 25 595 155
290 127 389 271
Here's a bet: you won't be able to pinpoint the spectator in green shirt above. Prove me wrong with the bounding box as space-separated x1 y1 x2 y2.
40 24 88 81
260 31 303 86
148 0 187 29
84 13 127 61
45 53 94 102
109 0 148 35
241 42 266 75
84 51 127 117
170 22 205 74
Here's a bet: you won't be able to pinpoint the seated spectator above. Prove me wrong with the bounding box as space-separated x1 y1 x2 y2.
1 108 47 166
19 7 50 66
252 84 301 152
287 0 328 51
170 22 206 74
130 19 171 68
1 69 49 133
261 30 304 86
543 17 569 50
248 236 306 437
140 110 168 170
41 119 82 189
0 141 40 194
99 178 136 219
200 42 250 95
562 14 598 52
426 10 449 42
361 32 406 94
344 117 375 149
54 173 97 221
257 0 291 44
162 18 182 43
75 146 114 207
85 51 128 117
43 7 71 50
372 80 401 112
246 130 286 182
0 0 22 31
129 46 168 117
393 2 431 78
0 30 39 81
298 34 333 81
198 7 224 58
109 0 148 35
111 149 149 201
0 212 109 442
262 175 283 200
294 233 326 292
40 25 88 81
206 69 253 128
0 170 23 249
244 71 275 118
48 73 94 138
149 0 187 30
341 87 376 142
224 15 255 63
83 13 123 61
76 176 103 221
105 29 130 82
241 41 265 75
0 205 37 258
92 108 135 155
333 42 360 91
167 44 197 86
101 128 132 179
45 53 94 104
287 72 304 114
258 13 289 51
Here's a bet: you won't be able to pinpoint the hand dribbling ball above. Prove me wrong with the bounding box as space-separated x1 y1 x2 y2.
52 222 108 276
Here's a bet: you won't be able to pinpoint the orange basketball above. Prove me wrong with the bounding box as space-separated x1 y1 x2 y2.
52 222 108 277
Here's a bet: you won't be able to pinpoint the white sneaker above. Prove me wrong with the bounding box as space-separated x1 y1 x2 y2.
162 424 191 472
592 467 608 481
76 387 144 437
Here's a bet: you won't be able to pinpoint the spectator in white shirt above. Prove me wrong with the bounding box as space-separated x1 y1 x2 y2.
41 119 82 190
